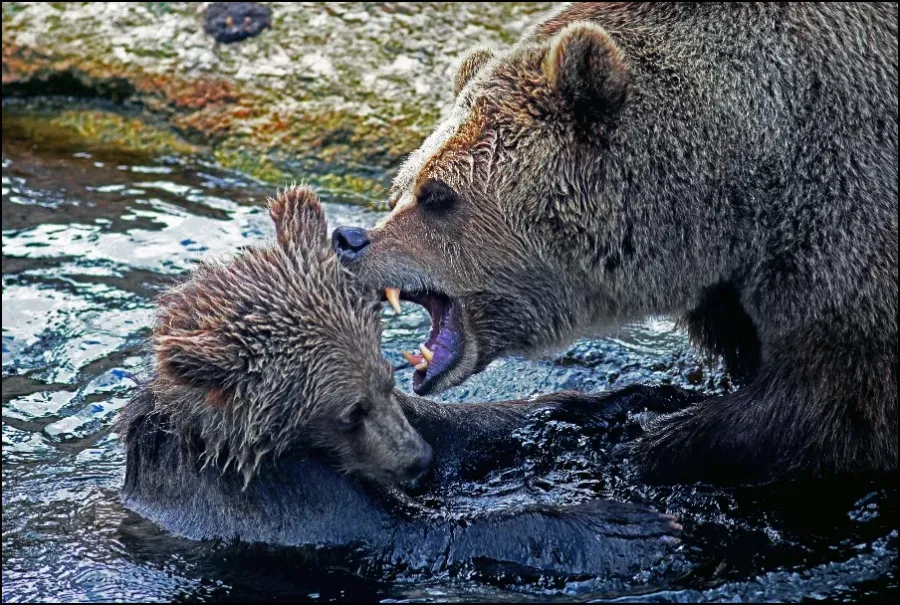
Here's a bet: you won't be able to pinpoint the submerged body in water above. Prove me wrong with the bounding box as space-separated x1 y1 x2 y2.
122 384 687 581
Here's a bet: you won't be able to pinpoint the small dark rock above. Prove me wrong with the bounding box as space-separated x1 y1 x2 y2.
686 368 704 385
203 2 272 44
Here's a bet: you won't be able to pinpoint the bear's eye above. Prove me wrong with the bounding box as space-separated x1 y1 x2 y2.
338 402 367 432
417 179 458 214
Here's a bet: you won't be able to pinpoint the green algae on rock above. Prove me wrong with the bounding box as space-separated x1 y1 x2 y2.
50 109 200 157
2 106 200 159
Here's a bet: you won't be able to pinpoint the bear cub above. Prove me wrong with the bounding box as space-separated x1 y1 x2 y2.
130 185 432 487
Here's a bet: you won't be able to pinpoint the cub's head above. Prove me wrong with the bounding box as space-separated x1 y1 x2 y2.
333 23 631 395
153 186 431 485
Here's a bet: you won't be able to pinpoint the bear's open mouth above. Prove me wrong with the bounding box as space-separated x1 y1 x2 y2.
384 287 462 395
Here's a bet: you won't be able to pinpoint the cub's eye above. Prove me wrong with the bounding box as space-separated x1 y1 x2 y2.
338 402 367 432
417 179 458 213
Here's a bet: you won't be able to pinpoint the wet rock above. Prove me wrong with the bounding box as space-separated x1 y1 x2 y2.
203 2 272 44
686 367 704 385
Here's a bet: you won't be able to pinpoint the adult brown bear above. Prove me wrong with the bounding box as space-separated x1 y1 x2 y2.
333 3 898 485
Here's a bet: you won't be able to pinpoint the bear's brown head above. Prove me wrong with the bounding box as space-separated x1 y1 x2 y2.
334 23 633 395
152 186 432 485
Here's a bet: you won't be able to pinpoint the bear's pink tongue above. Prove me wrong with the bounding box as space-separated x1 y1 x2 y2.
401 346 433 371
385 287 462 394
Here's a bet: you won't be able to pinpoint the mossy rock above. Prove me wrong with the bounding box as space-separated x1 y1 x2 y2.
3 2 552 200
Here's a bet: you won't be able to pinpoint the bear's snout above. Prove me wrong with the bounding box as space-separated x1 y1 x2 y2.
332 226 370 262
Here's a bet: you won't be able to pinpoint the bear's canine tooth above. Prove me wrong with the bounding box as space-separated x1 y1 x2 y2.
419 343 434 362
385 287 402 314
414 360 429 371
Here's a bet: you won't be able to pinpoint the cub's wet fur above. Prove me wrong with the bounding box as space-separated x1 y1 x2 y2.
139 186 431 486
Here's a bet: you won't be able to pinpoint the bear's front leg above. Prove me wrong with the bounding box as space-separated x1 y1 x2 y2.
636 394 755 485
635 380 829 485
397 384 703 485
538 383 704 435
636 337 898 485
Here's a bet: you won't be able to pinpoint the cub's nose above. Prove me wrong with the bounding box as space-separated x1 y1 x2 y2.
331 226 370 261
406 441 434 482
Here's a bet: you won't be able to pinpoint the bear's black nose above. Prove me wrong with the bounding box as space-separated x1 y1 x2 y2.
331 226 370 261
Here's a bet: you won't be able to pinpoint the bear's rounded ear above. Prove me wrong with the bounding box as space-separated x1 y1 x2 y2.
543 22 629 121
453 46 495 97
154 331 244 390
267 185 327 250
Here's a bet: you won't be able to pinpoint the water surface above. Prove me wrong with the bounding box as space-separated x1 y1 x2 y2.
2 108 896 602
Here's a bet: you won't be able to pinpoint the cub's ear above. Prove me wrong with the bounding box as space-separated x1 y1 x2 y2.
154 330 245 390
543 22 629 121
453 46 495 97
267 185 327 250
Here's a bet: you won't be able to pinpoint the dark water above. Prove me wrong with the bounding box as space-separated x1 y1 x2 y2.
2 108 897 603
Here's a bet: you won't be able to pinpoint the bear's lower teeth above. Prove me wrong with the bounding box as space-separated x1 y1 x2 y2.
402 350 428 371
402 344 434 371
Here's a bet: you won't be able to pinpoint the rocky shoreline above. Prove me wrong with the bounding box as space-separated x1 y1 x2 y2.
2 2 552 202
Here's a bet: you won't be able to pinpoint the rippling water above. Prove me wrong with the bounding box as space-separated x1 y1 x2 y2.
2 108 896 603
